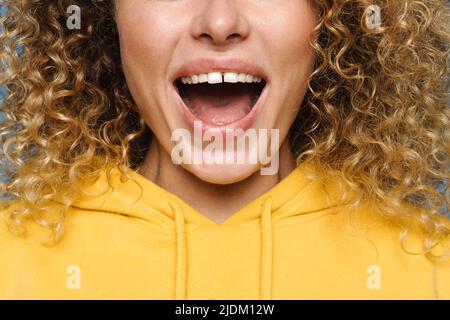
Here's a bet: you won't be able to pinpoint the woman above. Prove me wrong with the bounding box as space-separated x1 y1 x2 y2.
0 0 449 299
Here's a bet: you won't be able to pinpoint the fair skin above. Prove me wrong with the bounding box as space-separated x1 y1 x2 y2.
115 0 318 223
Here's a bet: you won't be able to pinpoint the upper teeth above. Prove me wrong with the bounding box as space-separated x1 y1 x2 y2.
181 72 263 85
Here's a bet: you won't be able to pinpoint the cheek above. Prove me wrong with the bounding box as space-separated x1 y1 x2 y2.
261 4 317 68
115 6 179 81
115 5 182 125
261 6 317 129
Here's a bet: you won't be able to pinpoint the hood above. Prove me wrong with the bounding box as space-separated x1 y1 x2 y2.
53 160 357 299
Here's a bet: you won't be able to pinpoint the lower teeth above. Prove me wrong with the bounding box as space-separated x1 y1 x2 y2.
251 92 260 106
182 96 191 107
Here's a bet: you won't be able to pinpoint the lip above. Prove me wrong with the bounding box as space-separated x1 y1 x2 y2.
172 78 269 135
171 57 269 83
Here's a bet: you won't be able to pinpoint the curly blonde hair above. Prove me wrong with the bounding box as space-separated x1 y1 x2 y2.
0 0 449 257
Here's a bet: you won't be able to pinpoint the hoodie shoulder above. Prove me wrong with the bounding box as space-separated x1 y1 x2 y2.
0 200 20 236
0 199 60 245
354 200 450 299
0 199 31 247
0 199 26 298
430 214 450 299
434 255 450 299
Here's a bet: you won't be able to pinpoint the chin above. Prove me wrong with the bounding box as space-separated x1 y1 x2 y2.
183 162 261 185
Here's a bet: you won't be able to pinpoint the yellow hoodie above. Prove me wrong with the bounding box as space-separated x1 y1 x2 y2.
0 161 449 299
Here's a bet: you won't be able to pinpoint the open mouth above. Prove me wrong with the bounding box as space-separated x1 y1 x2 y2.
173 76 267 127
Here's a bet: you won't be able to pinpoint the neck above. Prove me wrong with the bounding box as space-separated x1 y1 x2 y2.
136 139 297 224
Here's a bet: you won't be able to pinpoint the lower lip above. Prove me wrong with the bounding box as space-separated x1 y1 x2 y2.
172 82 269 135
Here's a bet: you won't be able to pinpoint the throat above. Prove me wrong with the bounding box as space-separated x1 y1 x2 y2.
139 139 287 225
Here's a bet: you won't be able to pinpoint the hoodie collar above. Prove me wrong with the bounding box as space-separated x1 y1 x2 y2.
64 162 358 227
53 160 357 300
64 160 355 227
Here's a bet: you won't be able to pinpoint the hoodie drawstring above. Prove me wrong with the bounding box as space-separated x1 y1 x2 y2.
260 196 274 300
166 194 275 300
166 195 187 300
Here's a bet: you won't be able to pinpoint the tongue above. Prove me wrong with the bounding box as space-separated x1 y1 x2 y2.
183 83 254 126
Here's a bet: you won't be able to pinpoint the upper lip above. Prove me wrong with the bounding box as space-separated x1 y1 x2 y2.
171 57 268 83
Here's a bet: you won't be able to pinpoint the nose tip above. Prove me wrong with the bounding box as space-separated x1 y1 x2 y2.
191 0 250 46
